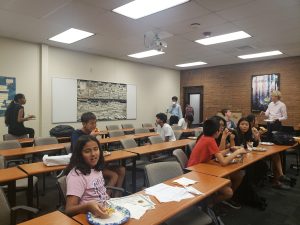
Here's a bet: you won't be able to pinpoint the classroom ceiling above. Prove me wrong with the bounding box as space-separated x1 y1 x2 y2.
0 0 300 70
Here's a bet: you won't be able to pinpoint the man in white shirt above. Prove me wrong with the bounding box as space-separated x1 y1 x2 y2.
261 90 287 140
156 113 176 142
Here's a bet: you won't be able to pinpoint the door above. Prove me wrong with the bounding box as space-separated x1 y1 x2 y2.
183 86 203 125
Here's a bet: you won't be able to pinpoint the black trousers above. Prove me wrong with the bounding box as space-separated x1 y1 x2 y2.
267 120 282 141
10 127 35 138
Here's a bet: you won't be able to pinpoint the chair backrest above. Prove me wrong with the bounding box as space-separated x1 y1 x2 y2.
172 125 182 130
108 130 125 137
34 137 58 146
173 149 188 169
174 131 183 140
121 124 134 129
120 139 138 149
134 127 150 134
0 140 21 150
142 123 153 128
0 155 5 169
186 140 196 157
3 134 28 141
106 125 120 131
144 161 183 186
148 135 164 144
57 175 67 206
0 187 11 225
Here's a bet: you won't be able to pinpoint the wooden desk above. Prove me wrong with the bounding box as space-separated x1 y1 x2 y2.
124 139 193 156
18 211 81 225
0 143 66 158
73 171 230 225
0 167 28 206
187 144 292 178
18 138 34 147
99 133 158 145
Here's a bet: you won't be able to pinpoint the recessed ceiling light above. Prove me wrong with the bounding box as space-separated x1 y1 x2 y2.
195 31 251 45
113 0 190 19
176 61 207 67
128 50 165 58
49 28 94 44
238 50 283 59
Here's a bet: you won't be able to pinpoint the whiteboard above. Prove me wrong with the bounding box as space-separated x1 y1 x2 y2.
52 78 77 123
52 78 136 123
127 84 136 119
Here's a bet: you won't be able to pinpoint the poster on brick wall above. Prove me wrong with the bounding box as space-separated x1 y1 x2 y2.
251 73 280 112
0 76 16 117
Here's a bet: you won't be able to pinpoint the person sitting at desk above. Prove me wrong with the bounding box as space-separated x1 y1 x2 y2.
71 112 125 197
156 112 176 142
187 119 246 209
178 114 194 130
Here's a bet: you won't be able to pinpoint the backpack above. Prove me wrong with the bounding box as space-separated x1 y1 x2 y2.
272 131 296 146
50 125 75 137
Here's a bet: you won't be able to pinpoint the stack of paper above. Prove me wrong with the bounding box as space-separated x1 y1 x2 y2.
145 183 194 202
172 177 197 186
108 194 155 219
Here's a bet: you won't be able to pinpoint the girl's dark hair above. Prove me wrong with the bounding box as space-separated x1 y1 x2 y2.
235 117 252 147
5 93 25 126
210 115 232 146
246 114 256 124
65 135 105 175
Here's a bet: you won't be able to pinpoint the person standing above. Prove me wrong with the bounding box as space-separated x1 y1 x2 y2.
260 90 287 141
5 93 35 138
167 96 182 125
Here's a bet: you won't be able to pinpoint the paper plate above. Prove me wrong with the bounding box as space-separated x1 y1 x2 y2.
260 142 274 146
87 206 130 225
252 147 267 152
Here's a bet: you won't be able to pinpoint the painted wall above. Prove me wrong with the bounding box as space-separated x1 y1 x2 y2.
0 37 180 137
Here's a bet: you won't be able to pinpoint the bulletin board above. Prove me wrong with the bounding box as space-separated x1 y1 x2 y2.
0 76 16 117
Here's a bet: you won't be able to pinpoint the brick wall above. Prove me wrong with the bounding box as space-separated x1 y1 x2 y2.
180 56 300 126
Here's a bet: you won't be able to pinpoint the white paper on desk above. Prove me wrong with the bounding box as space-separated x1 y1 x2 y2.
173 177 197 186
42 153 71 166
108 194 155 210
120 203 147 220
145 183 194 202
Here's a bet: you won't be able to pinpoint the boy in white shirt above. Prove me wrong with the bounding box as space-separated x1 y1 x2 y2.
156 113 176 142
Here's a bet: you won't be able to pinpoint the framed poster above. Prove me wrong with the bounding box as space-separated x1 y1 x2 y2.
251 73 279 112
0 76 16 116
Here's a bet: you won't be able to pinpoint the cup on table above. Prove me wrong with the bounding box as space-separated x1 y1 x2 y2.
246 142 253 151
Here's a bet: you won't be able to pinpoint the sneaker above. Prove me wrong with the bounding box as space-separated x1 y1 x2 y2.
222 199 242 209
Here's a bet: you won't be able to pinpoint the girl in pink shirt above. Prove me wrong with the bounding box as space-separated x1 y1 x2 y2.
65 135 110 218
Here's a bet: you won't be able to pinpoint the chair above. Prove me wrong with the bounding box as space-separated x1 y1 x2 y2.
108 130 125 138
142 123 153 128
173 149 188 170
0 140 26 167
121 124 134 129
34 137 58 146
3 134 28 141
144 162 212 225
186 140 196 158
106 125 120 131
174 131 183 140
120 138 138 149
0 156 40 208
0 187 38 225
172 125 182 131
134 127 150 134
148 135 164 144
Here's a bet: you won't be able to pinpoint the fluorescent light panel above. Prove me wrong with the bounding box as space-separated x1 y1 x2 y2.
195 31 251 45
49 28 94 44
238 50 283 59
176 61 207 67
113 0 189 19
128 50 165 58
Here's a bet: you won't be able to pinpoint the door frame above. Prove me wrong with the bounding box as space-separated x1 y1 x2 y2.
183 86 203 124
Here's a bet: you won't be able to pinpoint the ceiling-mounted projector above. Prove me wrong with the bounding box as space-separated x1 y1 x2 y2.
144 31 168 52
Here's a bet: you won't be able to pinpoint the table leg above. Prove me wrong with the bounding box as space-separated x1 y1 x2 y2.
132 157 136 193
7 181 16 206
27 175 34 207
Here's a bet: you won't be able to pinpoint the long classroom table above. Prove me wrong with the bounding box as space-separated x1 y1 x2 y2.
99 132 158 145
18 150 138 206
187 144 293 178
0 143 66 158
18 210 81 225
0 167 28 206
73 171 230 225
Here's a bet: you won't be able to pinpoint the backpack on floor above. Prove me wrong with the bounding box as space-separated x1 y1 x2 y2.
272 131 296 146
50 125 75 137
